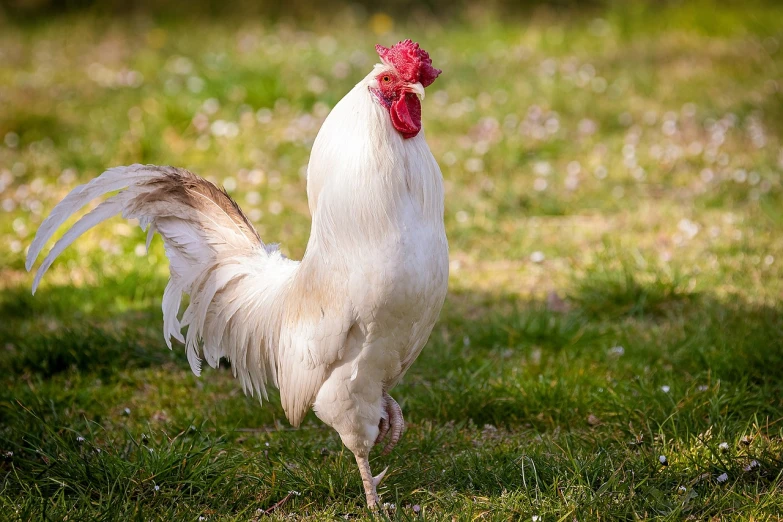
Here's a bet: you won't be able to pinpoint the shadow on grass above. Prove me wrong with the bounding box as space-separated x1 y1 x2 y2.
1 267 781 426
0 271 167 322
4 326 185 379
568 252 699 320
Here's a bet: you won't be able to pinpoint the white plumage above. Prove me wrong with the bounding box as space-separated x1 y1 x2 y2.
26 40 448 508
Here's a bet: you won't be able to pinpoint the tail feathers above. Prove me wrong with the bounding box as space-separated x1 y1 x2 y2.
26 166 158 272
30 196 125 294
26 164 298 404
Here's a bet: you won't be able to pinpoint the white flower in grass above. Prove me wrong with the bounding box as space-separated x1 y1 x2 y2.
677 485 687 494
532 516 541 522
530 251 545 263
533 161 551 176
716 473 728 483
465 158 484 173
719 442 729 452
533 178 548 192
4 132 19 148
76 436 85 443
744 460 760 472
659 455 668 466
154 484 160 491
660 385 670 393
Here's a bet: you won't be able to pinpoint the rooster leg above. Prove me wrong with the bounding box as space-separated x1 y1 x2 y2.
381 392 404 456
355 454 387 509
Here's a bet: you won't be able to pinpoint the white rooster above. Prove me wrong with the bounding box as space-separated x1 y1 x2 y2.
26 39 447 508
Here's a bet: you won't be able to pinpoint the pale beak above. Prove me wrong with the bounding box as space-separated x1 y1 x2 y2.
405 82 426 101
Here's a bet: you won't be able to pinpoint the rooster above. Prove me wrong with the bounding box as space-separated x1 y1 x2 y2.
26 40 447 508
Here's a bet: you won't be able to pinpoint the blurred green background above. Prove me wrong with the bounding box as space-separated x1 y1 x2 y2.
1 1 783 520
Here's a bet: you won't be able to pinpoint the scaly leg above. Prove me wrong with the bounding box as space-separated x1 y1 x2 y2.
356 392 402 507
375 391 405 455
354 453 387 509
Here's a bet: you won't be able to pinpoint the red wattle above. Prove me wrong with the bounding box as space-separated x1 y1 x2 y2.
390 93 422 139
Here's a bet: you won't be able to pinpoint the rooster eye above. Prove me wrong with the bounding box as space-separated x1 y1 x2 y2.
382 76 391 83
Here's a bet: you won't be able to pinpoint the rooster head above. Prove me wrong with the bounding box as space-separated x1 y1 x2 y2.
371 39 441 139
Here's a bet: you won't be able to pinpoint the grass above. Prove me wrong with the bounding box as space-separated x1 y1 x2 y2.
2 1 783 519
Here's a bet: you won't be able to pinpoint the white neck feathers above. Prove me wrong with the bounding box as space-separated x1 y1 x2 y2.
304 70 444 258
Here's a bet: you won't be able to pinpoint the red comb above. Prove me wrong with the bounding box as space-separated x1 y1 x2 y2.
375 39 441 88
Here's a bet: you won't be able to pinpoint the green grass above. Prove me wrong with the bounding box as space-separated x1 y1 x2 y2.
2 2 783 520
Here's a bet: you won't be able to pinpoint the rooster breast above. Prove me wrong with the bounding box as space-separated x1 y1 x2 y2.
349 191 448 382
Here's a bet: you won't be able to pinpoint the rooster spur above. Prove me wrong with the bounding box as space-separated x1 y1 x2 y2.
27 39 447 509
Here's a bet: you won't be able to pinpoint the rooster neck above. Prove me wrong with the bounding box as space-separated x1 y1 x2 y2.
303 74 444 262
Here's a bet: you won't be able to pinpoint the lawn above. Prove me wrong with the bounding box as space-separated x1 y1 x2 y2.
2 1 783 520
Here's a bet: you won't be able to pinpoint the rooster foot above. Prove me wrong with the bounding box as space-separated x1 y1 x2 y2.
354 393 402 508
375 391 404 455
